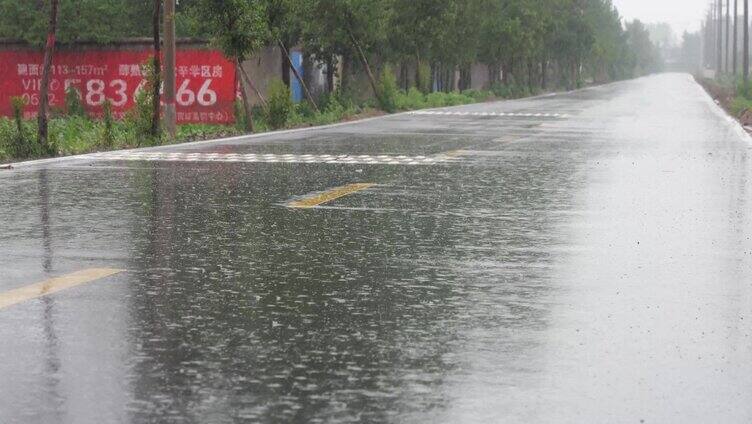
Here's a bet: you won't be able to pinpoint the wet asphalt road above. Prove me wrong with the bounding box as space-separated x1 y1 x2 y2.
1 73 752 423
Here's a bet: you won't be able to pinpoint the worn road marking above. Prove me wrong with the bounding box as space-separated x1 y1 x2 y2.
288 183 376 209
0 268 124 310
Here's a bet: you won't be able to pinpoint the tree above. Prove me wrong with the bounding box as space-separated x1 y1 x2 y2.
263 0 319 111
625 20 662 75
187 0 267 132
301 0 391 98
263 0 298 87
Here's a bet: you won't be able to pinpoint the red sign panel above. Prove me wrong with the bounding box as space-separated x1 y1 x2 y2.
0 49 236 124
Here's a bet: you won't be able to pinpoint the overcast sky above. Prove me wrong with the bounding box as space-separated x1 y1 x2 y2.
611 0 708 35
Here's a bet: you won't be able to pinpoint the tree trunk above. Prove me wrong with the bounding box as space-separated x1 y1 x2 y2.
235 58 254 133
569 61 576 90
341 55 352 92
541 60 548 90
38 0 59 154
151 0 161 137
326 57 335 93
459 65 471 91
277 40 320 113
345 25 379 100
527 61 534 91
280 39 291 87
433 64 440 91
400 62 408 90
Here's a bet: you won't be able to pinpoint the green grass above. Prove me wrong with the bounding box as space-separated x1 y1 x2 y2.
707 75 752 116
730 96 752 116
0 117 243 162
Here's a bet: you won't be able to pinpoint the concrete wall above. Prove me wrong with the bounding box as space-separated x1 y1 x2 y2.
471 63 491 90
240 46 328 106
240 45 282 106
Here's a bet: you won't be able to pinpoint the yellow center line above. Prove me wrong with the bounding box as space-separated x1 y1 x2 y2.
288 183 376 208
0 268 124 310
439 150 467 158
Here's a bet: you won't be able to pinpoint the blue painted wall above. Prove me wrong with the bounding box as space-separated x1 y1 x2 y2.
290 51 304 102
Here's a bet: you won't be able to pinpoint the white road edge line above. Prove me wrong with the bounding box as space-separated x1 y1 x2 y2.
695 76 752 144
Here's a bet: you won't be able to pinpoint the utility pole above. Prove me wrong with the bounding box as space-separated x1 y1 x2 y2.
734 0 739 74
745 0 749 84
727 0 731 72
719 0 724 74
38 0 59 154
151 0 162 137
163 0 177 139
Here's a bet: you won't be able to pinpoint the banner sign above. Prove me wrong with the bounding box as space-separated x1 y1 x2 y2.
0 49 236 124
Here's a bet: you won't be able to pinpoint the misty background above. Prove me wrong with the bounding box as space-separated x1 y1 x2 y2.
612 0 722 74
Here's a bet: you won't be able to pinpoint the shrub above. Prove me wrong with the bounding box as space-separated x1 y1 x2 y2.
394 87 426 110
416 61 432 94
490 83 511 98
65 86 86 117
462 89 494 102
731 96 752 116
266 79 294 130
233 99 247 131
295 100 317 118
735 77 752 100
8 96 35 159
491 83 535 99
126 58 160 146
510 84 530 98
376 65 398 113
425 92 448 107
443 91 468 106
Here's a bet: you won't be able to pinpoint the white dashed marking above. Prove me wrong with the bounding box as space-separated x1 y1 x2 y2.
88 151 461 165
410 110 567 118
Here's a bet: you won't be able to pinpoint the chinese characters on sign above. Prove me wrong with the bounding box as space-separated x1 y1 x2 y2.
0 49 236 124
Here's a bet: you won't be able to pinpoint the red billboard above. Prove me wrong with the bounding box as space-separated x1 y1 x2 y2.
0 49 235 124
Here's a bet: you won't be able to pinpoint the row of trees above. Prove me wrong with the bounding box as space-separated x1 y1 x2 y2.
701 0 751 83
0 0 662 142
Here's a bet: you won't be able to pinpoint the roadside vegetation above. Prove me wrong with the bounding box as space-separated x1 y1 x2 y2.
0 86 506 162
0 0 663 163
695 75 752 124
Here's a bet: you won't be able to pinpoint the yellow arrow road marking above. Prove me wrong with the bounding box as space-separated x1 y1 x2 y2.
0 268 124 310
288 183 375 208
